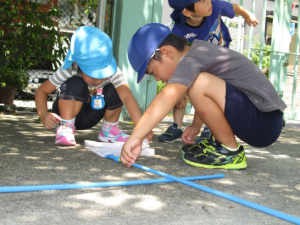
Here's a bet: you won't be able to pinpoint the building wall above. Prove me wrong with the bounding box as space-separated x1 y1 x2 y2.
112 0 163 119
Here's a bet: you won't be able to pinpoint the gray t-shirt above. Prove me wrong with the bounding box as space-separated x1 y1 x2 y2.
168 40 287 112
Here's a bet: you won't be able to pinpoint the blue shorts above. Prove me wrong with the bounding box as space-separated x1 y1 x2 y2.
224 82 283 147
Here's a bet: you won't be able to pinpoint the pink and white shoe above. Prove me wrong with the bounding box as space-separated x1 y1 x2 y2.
98 124 129 143
55 124 76 146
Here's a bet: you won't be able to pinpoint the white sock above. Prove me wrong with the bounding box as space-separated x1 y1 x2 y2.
60 118 75 126
102 120 118 130
224 143 240 151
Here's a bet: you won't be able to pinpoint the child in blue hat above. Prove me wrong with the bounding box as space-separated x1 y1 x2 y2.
35 26 153 146
159 0 258 145
169 0 258 45
121 23 286 169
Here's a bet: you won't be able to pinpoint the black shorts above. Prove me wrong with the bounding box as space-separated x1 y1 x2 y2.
52 77 123 130
224 82 283 147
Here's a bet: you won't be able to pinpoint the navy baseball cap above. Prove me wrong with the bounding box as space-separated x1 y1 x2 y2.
127 23 172 83
168 0 200 26
62 26 117 79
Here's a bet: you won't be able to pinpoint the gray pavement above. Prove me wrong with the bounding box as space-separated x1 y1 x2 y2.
0 113 300 225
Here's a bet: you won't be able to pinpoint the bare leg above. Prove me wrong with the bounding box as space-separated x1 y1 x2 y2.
173 106 186 128
187 72 237 148
104 106 122 123
58 99 82 119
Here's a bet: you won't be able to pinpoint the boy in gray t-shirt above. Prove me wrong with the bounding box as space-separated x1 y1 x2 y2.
120 23 286 169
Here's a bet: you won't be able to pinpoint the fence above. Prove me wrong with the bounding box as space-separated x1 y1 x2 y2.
227 0 300 120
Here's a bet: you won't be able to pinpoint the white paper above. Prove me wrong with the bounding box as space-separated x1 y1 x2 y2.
84 139 155 158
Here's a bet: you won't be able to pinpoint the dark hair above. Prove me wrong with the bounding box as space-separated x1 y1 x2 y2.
185 3 195 12
151 33 189 62
77 65 82 73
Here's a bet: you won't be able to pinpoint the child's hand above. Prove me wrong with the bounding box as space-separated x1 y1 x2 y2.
145 130 154 142
245 12 258 27
181 124 200 145
41 112 62 129
175 96 188 109
120 136 143 167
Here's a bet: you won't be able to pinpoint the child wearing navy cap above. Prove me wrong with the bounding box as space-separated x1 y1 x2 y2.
159 0 258 147
121 23 286 169
169 0 258 45
35 26 153 146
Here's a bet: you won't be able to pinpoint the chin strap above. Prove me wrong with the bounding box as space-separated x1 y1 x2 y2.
190 15 203 21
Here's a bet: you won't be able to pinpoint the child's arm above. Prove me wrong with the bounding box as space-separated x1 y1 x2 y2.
116 83 154 141
116 84 142 126
120 83 188 167
232 3 258 27
35 80 62 129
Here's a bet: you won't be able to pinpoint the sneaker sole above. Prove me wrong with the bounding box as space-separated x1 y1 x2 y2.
98 135 115 143
55 140 76 146
158 138 182 143
182 155 247 170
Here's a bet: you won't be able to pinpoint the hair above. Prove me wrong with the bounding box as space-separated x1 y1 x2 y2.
185 3 195 12
77 65 82 73
151 33 189 62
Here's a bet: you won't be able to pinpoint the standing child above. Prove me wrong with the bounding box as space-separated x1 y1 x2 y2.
121 23 286 169
158 0 258 146
35 26 153 146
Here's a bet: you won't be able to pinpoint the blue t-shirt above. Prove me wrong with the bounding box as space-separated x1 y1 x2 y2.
172 0 235 48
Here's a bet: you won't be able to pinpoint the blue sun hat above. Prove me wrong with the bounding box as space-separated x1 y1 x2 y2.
127 23 172 83
62 26 117 79
168 0 200 26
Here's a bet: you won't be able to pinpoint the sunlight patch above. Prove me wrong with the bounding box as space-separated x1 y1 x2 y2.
272 154 290 159
78 209 105 219
269 184 289 189
134 195 164 211
62 201 82 209
24 156 40 160
284 195 300 201
102 175 126 181
90 168 101 172
124 172 146 179
216 179 235 185
193 200 218 207
55 166 67 170
33 166 52 170
244 154 266 159
72 192 132 206
244 191 261 197
19 215 39 222
2 152 20 155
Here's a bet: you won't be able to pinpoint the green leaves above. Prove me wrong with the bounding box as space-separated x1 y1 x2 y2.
243 37 271 77
0 0 69 89
157 81 167 94
0 67 29 89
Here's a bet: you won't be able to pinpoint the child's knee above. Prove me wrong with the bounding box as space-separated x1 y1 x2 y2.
58 77 89 101
61 77 87 92
188 72 225 96
188 73 209 96
103 84 123 110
